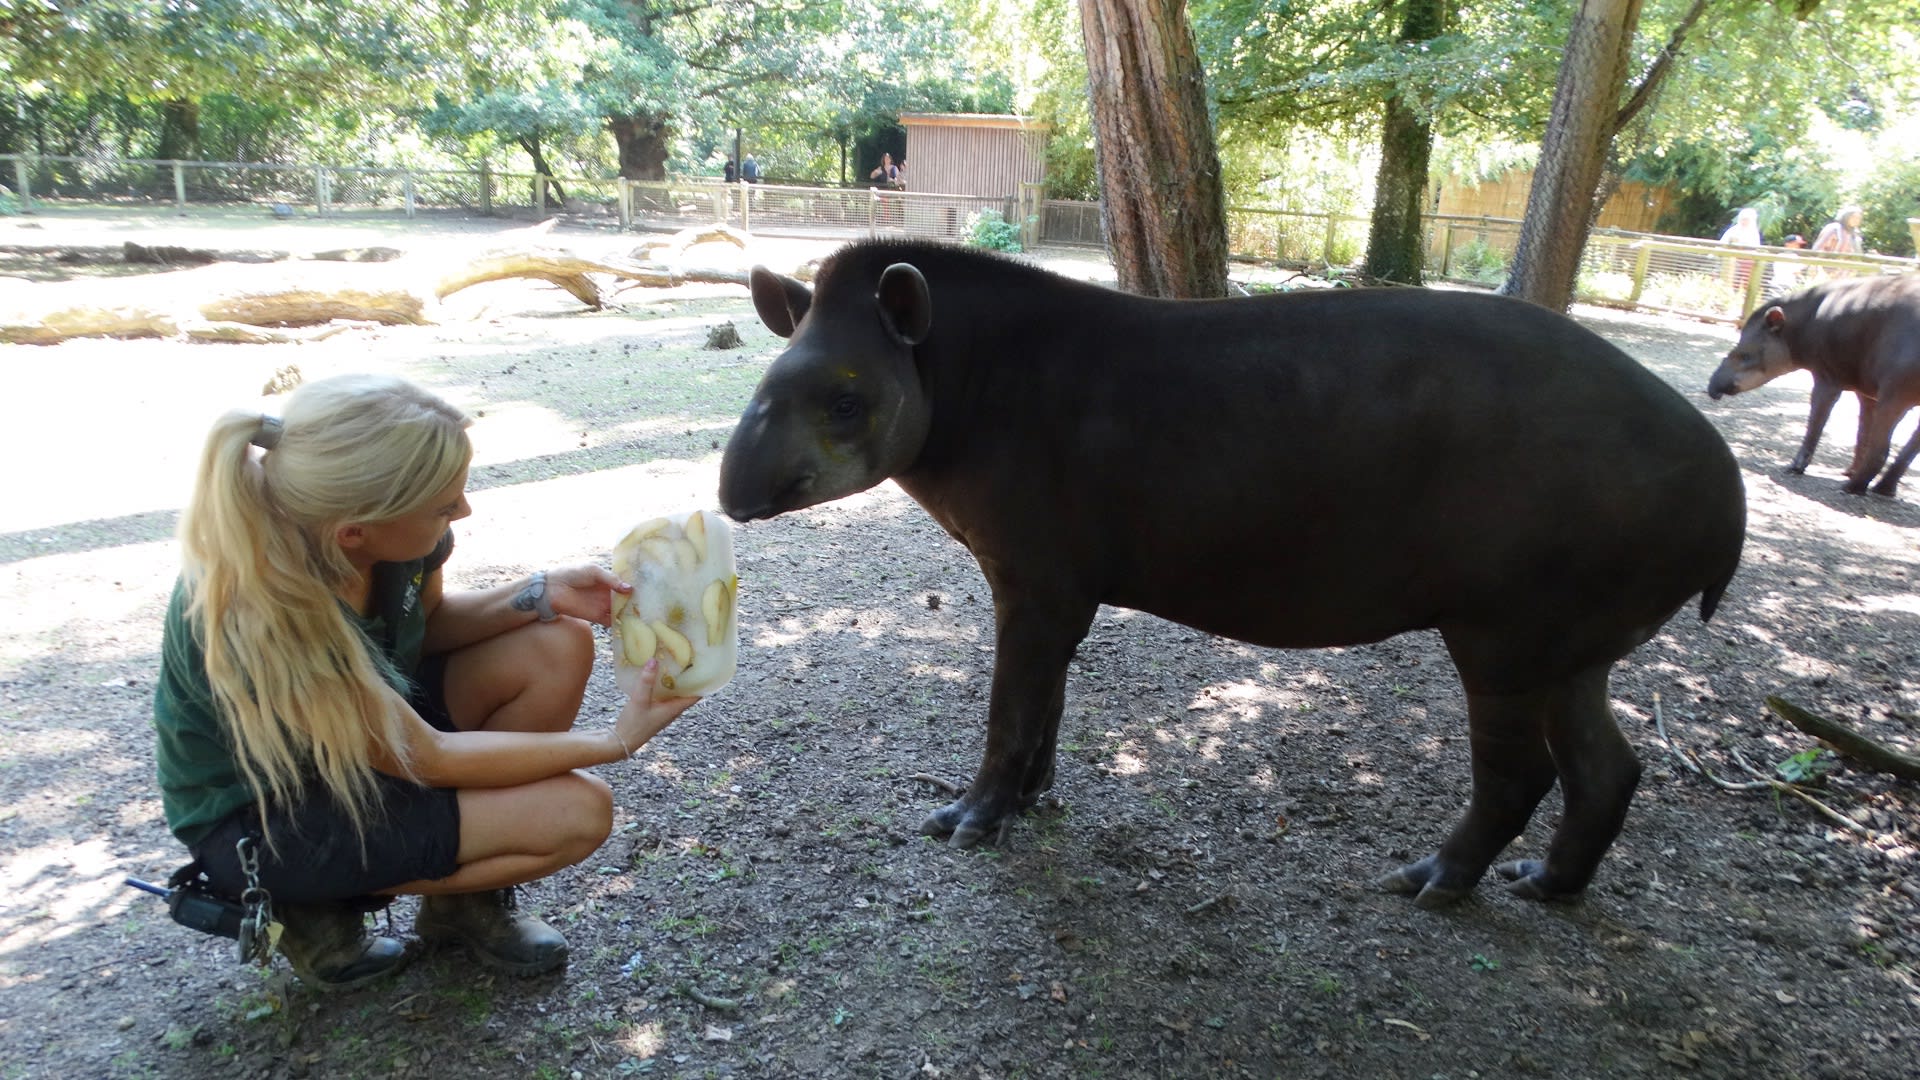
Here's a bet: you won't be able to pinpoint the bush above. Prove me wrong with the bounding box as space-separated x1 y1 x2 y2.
1854 148 1920 257
1444 240 1508 284
965 209 1024 253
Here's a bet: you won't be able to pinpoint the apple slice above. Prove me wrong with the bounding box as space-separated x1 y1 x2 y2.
618 615 658 669
672 538 701 574
639 537 680 570
684 510 709 563
619 517 671 550
650 620 694 668
700 579 727 646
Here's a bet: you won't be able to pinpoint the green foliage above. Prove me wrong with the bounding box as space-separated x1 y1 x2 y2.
1776 748 1837 785
1444 240 1508 284
1019 0 1097 200
0 189 19 216
1854 139 1920 257
964 209 1024 252
1642 136 1841 242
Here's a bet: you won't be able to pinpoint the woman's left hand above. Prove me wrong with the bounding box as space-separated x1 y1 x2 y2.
544 564 632 626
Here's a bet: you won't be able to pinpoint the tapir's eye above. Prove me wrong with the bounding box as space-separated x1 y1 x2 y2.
829 394 863 422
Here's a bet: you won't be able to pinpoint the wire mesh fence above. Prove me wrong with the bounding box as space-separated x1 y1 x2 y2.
5 151 1910 323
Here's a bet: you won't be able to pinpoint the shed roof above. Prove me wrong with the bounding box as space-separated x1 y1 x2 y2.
899 113 1051 132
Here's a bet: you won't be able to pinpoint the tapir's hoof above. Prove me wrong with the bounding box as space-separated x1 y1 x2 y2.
1842 479 1870 496
919 797 1014 849
1376 855 1478 909
1869 481 1900 498
1494 860 1587 903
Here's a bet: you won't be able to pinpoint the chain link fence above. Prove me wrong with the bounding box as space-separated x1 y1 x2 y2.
5 152 1910 323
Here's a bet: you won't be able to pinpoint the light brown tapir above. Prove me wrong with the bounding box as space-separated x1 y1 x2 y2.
1708 273 1920 498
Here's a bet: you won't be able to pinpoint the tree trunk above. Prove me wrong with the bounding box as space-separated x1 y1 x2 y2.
608 114 671 181
1498 0 1643 311
1362 0 1447 286
155 100 200 162
516 134 567 205
1078 0 1227 298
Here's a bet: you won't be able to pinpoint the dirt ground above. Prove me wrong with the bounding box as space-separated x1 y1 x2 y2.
1 210 1917 1080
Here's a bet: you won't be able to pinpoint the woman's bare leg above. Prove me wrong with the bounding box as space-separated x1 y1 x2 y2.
379 771 613 896
440 617 597 733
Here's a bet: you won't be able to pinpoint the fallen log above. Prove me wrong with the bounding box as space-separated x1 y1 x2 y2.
0 239 758 344
1766 695 1920 782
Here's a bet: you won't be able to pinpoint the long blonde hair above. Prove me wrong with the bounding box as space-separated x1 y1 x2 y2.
177 374 472 845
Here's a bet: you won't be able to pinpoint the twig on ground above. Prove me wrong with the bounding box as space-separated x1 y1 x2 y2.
1653 693 1704 776
908 773 967 796
1728 748 1872 837
676 984 741 1012
1184 892 1234 916
1654 694 1768 791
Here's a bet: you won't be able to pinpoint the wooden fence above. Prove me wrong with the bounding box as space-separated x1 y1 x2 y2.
5 152 1912 325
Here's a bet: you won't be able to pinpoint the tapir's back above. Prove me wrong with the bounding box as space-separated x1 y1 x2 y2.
931 280 1747 683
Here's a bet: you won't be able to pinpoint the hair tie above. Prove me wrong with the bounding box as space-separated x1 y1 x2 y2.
251 415 284 450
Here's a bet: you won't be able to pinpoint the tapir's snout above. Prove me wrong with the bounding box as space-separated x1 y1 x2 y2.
1705 359 1741 400
718 394 821 523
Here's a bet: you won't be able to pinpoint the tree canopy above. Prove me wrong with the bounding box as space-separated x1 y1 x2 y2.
2 0 1914 254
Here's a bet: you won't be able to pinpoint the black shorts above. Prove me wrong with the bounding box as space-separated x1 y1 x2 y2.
193 773 461 904
191 657 463 904
409 652 459 733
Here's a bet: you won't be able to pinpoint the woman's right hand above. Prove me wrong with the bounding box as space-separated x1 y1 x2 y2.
612 659 701 758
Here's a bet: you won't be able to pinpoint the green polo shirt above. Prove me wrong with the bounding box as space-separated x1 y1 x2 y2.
153 532 454 848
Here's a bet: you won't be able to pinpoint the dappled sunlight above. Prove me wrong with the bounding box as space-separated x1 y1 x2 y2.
1184 677 1290 723
1855 593 1920 617
0 837 174 961
617 1019 666 1061
641 756 688 784
904 661 974 684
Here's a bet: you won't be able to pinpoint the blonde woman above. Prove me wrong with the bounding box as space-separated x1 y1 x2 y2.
154 374 699 990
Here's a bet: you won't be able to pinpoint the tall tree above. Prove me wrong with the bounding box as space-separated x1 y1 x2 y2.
1497 0 1710 309
1079 0 1227 298
1362 0 1449 285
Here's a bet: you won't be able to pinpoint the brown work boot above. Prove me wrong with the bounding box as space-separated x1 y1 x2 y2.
275 903 409 991
416 889 567 976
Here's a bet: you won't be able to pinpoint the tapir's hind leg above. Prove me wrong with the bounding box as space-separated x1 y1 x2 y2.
1496 663 1641 901
1378 684 1559 909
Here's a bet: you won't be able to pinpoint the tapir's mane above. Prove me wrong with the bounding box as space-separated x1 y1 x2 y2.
811 238 1064 299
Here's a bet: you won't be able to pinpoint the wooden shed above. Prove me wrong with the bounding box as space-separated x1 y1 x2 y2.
899 113 1049 197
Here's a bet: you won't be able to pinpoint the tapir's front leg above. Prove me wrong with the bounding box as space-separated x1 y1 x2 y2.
1790 377 1843 473
921 588 1096 848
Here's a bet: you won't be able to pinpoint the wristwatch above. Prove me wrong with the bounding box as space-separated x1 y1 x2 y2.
513 570 560 622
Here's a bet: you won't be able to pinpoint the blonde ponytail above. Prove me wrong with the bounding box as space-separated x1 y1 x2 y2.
177 374 471 849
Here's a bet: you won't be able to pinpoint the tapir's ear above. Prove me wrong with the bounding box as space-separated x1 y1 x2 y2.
750 266 812 338
876 263 932 346
1762 306 1786 333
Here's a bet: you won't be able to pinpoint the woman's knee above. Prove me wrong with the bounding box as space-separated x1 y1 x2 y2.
558 771 614 851
524 616 596 687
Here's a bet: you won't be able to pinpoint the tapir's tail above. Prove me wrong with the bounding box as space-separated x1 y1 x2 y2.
1699 573 1733 622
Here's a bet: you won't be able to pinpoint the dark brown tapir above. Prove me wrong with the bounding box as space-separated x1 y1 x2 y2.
720 240 1746 908
1707 273 1920 497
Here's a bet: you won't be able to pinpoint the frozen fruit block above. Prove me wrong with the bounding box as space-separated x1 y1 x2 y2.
611 510 738 697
